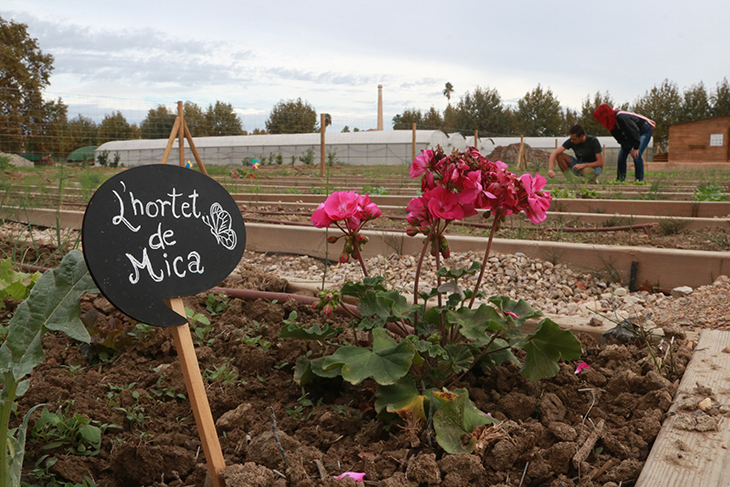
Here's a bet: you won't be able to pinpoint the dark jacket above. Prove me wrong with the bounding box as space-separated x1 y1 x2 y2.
610 112 651 152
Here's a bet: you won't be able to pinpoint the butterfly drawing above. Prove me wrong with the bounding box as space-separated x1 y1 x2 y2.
202 203 237 250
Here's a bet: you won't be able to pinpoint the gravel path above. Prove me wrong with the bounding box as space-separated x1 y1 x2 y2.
5 220 728 338
240 248 730 337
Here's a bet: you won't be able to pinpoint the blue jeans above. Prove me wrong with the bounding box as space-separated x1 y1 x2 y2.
617 124 652 182
568 157 602 177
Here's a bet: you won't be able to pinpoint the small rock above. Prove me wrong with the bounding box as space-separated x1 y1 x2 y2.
713 275 729 285
216 403 253 431
614 287 628 296
671 286 693 297
698 397 713 412
588 316 603 327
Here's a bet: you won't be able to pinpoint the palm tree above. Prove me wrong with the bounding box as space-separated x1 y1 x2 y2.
443 82 454 105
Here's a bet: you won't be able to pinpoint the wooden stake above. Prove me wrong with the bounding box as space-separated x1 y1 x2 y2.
160 117 182 165
159 101 223 485
166 298 225 487
178 101 186 167
320 113 326 177
474 129 478 150
412 123 417 161
183 119 207 175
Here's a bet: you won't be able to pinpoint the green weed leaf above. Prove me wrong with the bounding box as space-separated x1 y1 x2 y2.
0 250 97 381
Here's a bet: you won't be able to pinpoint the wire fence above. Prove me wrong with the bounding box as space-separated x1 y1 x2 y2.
0 88 622 168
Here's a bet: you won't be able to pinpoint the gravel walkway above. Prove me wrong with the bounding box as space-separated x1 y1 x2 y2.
240 249 730 337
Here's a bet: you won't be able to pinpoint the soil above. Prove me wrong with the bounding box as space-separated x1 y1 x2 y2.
0 162 726 486
1 237 702 487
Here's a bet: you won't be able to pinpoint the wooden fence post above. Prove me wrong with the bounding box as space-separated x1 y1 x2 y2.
412 123 417 162
320 114 326 177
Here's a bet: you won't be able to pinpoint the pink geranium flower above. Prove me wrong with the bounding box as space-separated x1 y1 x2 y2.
424 187 465 221
359 194 382 220
410 149 433 178
311 202 332 228
519 173 552 224
323 191 361 221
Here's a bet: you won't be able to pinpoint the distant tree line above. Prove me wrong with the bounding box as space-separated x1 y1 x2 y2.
393 80 730 147
3 15 730 159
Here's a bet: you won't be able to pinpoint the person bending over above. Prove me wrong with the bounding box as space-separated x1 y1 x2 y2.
547 124 604 183
593 103 655 182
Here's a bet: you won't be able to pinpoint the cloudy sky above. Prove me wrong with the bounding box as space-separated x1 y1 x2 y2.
3 0 729 133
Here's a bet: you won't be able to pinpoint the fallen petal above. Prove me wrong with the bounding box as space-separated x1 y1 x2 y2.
575 362 590 374
334 472 366 482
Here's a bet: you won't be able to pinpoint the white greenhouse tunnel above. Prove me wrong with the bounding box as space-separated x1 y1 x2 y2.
95 130 651 167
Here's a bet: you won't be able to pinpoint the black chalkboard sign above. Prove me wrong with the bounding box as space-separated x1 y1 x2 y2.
82 165 246 327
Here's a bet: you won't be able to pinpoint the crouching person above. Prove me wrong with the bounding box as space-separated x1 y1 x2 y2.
547 124 604 184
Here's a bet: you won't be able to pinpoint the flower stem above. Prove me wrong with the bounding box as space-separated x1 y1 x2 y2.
469 211 502 309
413 232 433 306
352 235 369 277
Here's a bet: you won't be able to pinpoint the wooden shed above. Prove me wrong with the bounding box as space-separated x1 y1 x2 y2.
668 116 730 163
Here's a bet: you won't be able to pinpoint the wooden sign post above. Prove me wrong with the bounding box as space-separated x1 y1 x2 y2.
82 101 245 487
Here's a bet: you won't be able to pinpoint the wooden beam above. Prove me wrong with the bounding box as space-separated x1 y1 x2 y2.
636 330 730 487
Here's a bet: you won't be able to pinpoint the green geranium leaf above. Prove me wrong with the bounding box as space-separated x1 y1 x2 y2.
426 343 448 362
443 344 475 373
436 262 481 280
477 338 519 371
322 328 414 385
359 290 418 324
488 296 543 326
374 376 421 415
449 304 505 345
357 291 393 321
521 318 582 381
279 321 343 340
341 277 387 298
433 390 497 454
293 355 341 386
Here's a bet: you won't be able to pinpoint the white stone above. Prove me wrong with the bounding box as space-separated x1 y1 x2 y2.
671 286 693 297
614 287 628 296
